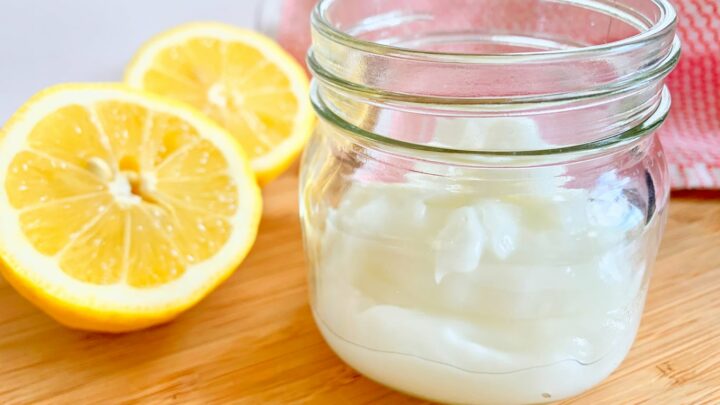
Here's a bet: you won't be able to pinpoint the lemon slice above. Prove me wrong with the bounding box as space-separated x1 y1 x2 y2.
125 22 314 185
0 84 262 332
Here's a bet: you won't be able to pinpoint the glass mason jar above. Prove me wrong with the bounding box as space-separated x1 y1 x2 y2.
299 0 680 403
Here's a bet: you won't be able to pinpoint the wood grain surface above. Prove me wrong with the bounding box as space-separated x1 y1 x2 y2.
1 173 719 404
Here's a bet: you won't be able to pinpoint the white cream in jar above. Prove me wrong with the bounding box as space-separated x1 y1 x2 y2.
307 119 657 404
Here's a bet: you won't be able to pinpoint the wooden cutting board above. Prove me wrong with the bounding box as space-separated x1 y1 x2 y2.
1 173 719 404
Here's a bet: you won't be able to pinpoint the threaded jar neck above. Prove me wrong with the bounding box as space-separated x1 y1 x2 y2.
308 0 680 158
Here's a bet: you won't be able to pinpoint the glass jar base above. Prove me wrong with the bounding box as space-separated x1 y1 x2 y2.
315 315 635 405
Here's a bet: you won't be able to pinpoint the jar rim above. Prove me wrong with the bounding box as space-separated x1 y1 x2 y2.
312 0 677 62
309 0 680 103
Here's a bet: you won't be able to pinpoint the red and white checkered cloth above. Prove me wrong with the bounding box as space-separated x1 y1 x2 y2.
278 0 720 189
663 0 720 189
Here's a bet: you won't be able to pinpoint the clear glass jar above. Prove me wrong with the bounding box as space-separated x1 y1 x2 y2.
299 0 680 403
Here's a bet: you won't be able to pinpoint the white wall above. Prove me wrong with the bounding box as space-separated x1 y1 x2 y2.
0 0 263 121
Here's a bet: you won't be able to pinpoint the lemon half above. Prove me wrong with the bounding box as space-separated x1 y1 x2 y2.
0 84 262 332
